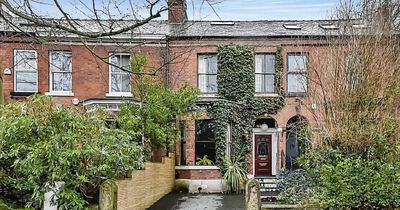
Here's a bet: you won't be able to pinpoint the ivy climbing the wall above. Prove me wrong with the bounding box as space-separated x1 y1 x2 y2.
209 45 285 172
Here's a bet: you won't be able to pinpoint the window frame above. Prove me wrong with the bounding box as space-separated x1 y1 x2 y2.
255 53 276 94
195 119 216 163
48 51 73 95
197 54 218 94
13 49 38 93
287 53 309 96
107 53 132 97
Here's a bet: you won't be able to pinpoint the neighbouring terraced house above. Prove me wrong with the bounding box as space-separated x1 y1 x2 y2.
0 0 366 199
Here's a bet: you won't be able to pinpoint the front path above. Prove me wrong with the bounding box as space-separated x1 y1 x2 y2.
148 193 245 210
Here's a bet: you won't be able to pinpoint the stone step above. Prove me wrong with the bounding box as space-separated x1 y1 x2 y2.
260 188 278 192
259 183 277 188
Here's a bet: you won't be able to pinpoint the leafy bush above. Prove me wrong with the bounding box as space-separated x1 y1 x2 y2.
278 148 400 209
316 156 400 209
223 157 247 194
277 169 315 205
0 96 141 209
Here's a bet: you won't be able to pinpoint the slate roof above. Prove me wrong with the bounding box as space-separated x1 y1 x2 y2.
172 20 346 38
0 17 368 39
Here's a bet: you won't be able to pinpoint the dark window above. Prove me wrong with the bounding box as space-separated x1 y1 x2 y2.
255 54 276 93
287 54 308 94
286 116 308 170
195 119 216 163
257 141 268 156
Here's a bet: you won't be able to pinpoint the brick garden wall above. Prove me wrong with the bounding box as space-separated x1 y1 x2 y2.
115 154 175 210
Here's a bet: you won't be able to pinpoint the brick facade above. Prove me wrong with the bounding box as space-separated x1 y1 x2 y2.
1 1 336 180
176 168 222 180
0 42 166 105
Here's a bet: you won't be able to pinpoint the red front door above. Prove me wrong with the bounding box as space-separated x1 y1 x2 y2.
255 135 272 176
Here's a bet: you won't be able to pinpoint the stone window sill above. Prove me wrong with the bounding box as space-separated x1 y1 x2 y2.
45 92 74 97
106 92 133 97
255 93 279 97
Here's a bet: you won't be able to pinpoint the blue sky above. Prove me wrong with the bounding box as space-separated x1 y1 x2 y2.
22 0 342 20
188 0 341 20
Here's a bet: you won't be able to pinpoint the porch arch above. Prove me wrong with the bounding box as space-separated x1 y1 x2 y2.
285 115 308 170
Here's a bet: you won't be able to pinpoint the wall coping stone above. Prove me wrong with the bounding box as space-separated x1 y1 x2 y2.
175 166 220 170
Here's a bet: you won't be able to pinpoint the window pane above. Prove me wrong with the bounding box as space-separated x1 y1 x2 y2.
111 74 122 92
255 55 263 73
16 72 36 83
258 142 268 156
288 55 307 72
256 74 274 93
208 55 217 74
15 51 36 70
288 74 307 93
195 120 215 142
110 54 130 72
120 55 131 71
16 72 37 91
255 74 263 92
111 73 130 93
198 55 207 74
286 134 299 158
121 74 131 92
16 82 37 92
264 55 275 73
195 120 216 163
264 75 275 93
51 52 72 72
198 75 207 93
206 74 217 93
53 72 72 91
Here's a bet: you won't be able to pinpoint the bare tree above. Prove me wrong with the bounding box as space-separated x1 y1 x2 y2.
307 0 400 158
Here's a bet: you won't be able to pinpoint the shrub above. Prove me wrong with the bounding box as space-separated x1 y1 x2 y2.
223 157 247 194
316 156 400 209
0 95 141 209
277 169 315 205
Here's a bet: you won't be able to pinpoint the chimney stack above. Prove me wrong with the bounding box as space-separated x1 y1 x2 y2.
168 0 187 24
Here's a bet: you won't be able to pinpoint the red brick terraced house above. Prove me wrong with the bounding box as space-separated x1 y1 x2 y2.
0 0 351 198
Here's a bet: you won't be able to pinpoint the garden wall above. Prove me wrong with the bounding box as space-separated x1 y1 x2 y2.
115 154 175 210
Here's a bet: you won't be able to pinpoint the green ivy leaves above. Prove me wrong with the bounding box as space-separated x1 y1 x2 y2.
209 45 285 172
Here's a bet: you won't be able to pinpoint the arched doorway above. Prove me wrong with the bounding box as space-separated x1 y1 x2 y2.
285 115 308 170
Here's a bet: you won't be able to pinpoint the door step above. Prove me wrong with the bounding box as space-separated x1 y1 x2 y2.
255 177 280 204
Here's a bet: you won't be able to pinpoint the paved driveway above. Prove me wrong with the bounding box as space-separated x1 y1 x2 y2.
148 193 245 210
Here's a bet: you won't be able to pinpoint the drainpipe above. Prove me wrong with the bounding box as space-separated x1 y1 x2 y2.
166 35 171 87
